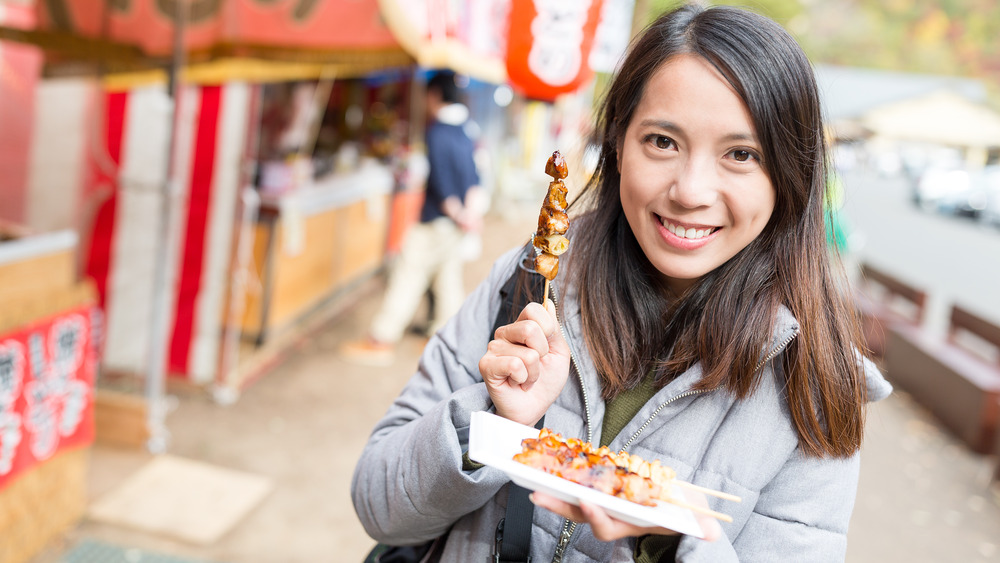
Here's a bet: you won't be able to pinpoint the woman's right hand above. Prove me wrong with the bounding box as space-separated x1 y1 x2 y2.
478 299 571 426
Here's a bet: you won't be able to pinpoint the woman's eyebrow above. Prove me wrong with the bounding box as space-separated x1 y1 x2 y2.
638 119 681 132
721 132 758 144
638 119 758 145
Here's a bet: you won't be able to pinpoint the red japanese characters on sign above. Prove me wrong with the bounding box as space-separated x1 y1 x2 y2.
505 0 605 102
0 306 99 489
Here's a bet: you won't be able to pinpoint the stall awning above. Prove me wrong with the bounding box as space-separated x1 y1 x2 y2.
0 0 414 82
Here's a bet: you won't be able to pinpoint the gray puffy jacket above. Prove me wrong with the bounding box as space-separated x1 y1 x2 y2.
351 245 892 562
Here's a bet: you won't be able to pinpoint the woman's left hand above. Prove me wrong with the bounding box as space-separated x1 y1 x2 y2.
530 491 723 543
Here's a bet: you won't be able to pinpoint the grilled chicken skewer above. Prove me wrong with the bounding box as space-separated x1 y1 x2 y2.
534 150 570 302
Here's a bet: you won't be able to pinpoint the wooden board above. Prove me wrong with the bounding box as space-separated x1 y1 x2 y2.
0 448 88 563
886 324 1000 454
0 275 94 336
94 389 150 449
0 247 75 305
335 196 388 287
237 194 389 340
268 204 342 329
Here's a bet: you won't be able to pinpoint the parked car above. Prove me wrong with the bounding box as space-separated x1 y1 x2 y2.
913 167 972 211
914 165 1000 225
977 166 1000 228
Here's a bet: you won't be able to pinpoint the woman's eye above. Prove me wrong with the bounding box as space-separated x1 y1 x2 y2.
729 149 757 162
650 135 673 149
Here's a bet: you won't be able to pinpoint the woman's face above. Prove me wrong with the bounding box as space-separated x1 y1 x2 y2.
618 54 776 295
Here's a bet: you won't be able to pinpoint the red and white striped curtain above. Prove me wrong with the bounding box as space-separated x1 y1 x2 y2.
78 82 253 382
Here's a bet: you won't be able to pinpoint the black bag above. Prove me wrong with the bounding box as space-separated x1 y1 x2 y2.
363 537 444 563
364 248 544 563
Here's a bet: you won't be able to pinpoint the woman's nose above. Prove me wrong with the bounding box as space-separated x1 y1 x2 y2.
668 157 719 209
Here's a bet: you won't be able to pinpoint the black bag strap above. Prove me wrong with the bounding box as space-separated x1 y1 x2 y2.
492 247 546 563
494 420 544 563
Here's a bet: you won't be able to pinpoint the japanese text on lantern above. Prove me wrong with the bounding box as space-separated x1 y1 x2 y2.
527 0 591 87
505 0 604 102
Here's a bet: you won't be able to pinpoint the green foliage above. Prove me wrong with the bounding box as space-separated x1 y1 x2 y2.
638 0 1000 83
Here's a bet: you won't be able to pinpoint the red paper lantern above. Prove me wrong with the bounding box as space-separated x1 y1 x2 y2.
505 0 605 102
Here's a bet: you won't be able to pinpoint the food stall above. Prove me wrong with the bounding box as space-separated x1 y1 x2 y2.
238 70 416 348
0 18 420 549
0 230 100 563
0 0 419 554
0 0 418 394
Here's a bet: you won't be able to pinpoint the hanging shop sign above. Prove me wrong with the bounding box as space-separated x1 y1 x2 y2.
377 0 509 83
0 305 100 489
588 0 635 74
505 0 604 102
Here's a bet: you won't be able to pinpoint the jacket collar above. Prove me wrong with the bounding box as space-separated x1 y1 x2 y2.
434 103 469 126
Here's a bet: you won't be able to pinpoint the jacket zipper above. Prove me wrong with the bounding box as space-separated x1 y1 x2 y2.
547 281 590 563
621 388 708 452
548 281 594 442
621 328 799 454
755 330 798 372
550 389 705 563
549 324 797 562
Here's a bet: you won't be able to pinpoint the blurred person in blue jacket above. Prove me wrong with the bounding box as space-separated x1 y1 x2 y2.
342 70 485 366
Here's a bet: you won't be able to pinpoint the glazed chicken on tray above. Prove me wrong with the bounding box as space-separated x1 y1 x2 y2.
513 428 676 507
513 427 740 523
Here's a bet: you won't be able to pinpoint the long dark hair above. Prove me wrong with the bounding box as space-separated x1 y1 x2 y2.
567 4 867 457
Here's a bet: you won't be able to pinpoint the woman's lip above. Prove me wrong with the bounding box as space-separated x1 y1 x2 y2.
655 215 720 249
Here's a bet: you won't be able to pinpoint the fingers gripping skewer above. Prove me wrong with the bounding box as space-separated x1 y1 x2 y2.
534 151 570 304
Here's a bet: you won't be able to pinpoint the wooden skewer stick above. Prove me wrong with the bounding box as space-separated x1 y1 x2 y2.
673 480 742 503
660 496 734 523
542 279 550 304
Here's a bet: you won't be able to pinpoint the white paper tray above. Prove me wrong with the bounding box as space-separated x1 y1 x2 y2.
468 410 704 537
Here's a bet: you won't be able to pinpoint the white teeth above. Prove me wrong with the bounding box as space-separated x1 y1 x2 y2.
663 219 713 239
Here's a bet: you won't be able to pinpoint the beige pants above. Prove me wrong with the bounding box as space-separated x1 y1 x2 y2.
370 218 465 344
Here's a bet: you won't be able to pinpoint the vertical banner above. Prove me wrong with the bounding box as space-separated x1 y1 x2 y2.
588 0 635 74
0 305 99 489
505 0 604 102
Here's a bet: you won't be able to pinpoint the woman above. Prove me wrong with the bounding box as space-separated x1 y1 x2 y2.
352 4 891 561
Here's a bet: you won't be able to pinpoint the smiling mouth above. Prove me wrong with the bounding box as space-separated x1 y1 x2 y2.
658 217 720 240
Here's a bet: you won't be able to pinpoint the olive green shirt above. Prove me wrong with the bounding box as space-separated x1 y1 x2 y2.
602 372 680 563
